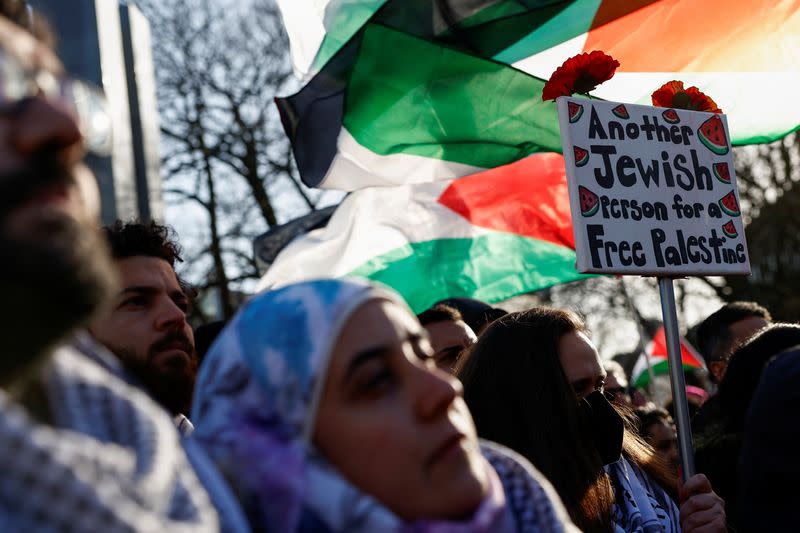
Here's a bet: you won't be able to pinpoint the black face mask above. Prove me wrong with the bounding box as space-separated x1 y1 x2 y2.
579 390 625 465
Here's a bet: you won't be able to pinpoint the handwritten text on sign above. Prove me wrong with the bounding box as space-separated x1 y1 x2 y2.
557 97 750 276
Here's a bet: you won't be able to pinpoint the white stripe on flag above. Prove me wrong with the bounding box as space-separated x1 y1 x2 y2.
257 179 494 291
509 33 588 79
275 0 329 79
631 340 658 384
276 0 388 81
512 38 800 143
321 128 486 190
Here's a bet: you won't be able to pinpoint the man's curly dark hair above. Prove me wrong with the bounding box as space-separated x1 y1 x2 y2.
103 220 183 267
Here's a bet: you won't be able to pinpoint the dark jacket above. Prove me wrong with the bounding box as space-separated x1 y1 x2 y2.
739 347 800 532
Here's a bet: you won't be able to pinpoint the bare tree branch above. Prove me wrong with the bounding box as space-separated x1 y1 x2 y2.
137 0 312 320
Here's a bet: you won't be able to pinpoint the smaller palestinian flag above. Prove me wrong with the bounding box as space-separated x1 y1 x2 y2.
257 153 590 312
632 326 705 388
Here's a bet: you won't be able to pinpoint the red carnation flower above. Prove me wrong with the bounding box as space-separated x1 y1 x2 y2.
651 80 722 113
542 51 620 101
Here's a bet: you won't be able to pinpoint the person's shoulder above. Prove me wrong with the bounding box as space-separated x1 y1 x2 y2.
743 346 800 434
68 331 128 376
610 456 676 510
739 346 800 531
50 338 141 398
480 439 544 487
47 335 179 441
480 440 578 532
51 339 119 381
609 456 681 527
761 346 800 386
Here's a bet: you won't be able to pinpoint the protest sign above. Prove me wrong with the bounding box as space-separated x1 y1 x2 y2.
557 97 750 276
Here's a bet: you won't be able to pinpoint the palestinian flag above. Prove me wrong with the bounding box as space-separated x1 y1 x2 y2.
257 153 590 311
277 21 562 190
276 0 800 190
632 326 706 388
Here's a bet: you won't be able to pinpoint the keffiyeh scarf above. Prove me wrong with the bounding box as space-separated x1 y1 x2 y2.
607 457 680 533
0 339 221 532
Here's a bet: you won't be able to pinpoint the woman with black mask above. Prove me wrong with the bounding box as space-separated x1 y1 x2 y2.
457 307 726 533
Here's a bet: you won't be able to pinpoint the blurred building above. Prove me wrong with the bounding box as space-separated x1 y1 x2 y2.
30 0 163 223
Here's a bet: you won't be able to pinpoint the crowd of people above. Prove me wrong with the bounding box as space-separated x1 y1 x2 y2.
0 3 797 532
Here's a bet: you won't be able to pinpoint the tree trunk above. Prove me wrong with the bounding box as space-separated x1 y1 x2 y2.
199 135 235 319
243 138 278 226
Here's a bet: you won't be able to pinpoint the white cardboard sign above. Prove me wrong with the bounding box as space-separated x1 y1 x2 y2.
557 96 750 275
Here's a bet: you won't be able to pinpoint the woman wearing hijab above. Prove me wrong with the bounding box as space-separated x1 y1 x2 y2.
191 279 575 532
457 307 727 533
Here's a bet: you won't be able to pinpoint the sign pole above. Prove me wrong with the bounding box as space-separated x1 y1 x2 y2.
556 95 746 481
657 277 696 480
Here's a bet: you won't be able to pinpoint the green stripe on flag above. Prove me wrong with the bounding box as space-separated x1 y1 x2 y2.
344 24 564 169
309 0 389 75
491 0 601 64
442 2 584 59
347 233 591 312
455 0 529 29
633 361 699 388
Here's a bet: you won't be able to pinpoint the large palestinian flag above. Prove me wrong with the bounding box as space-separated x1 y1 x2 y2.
257 153 589 311
276 0 800 190
631 326 705 388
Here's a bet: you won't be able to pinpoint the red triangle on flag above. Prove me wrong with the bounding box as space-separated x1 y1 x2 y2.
649 326 705 369
436 153 576 249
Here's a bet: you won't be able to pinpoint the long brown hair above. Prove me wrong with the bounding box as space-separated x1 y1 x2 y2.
457 307 675 532
619 407 677 499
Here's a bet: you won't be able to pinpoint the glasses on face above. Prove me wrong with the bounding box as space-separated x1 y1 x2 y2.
0 48 112 156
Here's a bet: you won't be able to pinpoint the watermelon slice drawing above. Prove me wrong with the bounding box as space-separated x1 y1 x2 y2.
698 115 729 155
568 101 584 123
579 186 599 217
719 190 740 216
612 104 629 120
662 109 680 124
713 162 731 184
574 146 589 167
722 220 738 238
